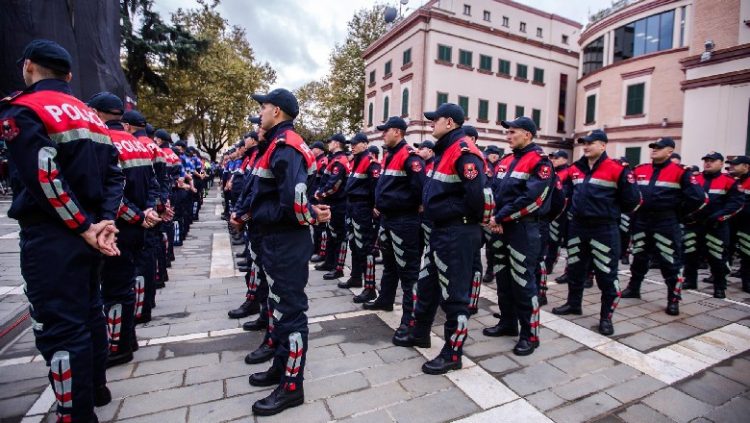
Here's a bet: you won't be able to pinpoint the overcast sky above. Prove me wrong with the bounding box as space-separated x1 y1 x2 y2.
152 0 612 89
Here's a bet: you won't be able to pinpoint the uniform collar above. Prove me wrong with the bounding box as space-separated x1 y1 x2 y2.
387 139 407 154
434 128 465 155
512 142 538 157
106 120 125 130
264 120 294 142
25 78 73 95
702 170 721 179
133 129 147 138
652 159 670 169
576 151 609 172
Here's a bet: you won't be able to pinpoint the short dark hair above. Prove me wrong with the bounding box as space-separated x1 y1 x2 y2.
35 63 69 80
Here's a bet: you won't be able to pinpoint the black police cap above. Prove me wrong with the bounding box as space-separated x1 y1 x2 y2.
485 145 503 155
727 156 750 165
17 39 72 74
146 124 155 137
549 150 569 159
377 116 408 131
174 140 188 149
86 92 124 115
248 116 261 125
310 141 326 150
501 117 537 137
670 153 682 160
154 129 171 142
648 137 675 149
413 140 435 150
701 151 724 161
577 129 608 143
368 145 380 155
349 132 369 145
251 88 299 119
463 125 479 139
326 133 347 144
121 110 147 127
424 103 464 125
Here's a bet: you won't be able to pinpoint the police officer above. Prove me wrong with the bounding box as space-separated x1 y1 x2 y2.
414 140 436 257
309 140 329 263
620 138 706 314
546 150 571 283
727 156 750 293
683 151 744 298
154 129 179 264
400 104 489 374
342 133 381 301
231 88 329 415
482 144 503 283
314 133 350 279
366 116 425 340
483 117 553 355
1 40 124 421
552 129 642 336
458 125 485 312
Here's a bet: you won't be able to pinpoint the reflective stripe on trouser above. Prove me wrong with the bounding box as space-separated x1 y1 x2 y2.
414 224 482 359
628 216 684 302
566 220 622 320
312 222 327 256
379 214 422 326
262 228 312 385
347 201 376 281
245 228 269 306
101 245 138 354
21 222 108 422
323 202 347 269
537 220 550 298
494 220 541 342
683 222 730 289
545 214 568 274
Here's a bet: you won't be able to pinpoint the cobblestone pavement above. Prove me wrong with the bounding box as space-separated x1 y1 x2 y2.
1 189 749 423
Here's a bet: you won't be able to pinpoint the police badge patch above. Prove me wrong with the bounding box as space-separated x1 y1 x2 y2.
538 165 551 179
463 163 478 180
626 173 635 184
410 161 423 172
1 118 19 141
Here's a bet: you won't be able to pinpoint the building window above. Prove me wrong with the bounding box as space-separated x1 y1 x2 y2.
368 103 374 126
625 147 642 166
479 55 492 71
401 89 409 116
613 10 675 63
459 49 473 67
478 99 489 121
497 102 507 122
458 96 469 117
562 34 569 44
520 22 526 33
515 105 525 118
582 36 604 76
383 96 390 121
438 44 452 62
532 109 541 129
483 10 491 21
533 67 544 84
679 6 686 47
369 70 375 85
403 48 412 66
626 83 645 116
585 94 596 124
384 60 392 76
516 64 528 80
502 16 509 27
536 27 543 38
437 92 448 108
463 4 471 15
498 59 511 75
557 73 568 133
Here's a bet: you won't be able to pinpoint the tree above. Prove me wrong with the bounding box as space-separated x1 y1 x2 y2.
136 1 276 160
294 81 328 141
318 5 388 134
121 0 207 97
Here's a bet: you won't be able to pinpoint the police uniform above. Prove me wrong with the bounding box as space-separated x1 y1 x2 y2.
309 141 329 262
728 156 750 293
1 40 124 422
542 151 572 291
481 145 503 284
621 138 707 314
552 130 642 335
315 134 350 278
366 117 425 337
483 117 553 356
406 105 490 374
342 133 381 299
683 152 744 298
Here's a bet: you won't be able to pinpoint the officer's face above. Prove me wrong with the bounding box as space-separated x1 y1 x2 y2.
582 141 606 159
383 128 403 147
550 156 567 167
650 147 672 163
703 159 723 173
507 128 531 149
487 153 500 163
417 147 434 160
431 117 452 139
259 103 280 131
729 163 749 175
311 147 323 156
351 142 368 154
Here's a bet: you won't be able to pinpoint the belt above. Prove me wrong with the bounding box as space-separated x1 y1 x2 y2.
433 216 479 228
381 209 419 219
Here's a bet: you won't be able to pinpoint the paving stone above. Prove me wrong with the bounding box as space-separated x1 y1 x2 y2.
463 338 517 357
619 331 671 352
305 371 370 401
548 349 616 377
338 409 394 423
132 353 219 377
712 357 750 386
508 336 583 366
705 396 750 423
502 362 572 396
118 407 188 423
707 306 748 322
96 398 121 422
552 372 619 401
680 313 730 331
361 356 425 385
0 361 50 383
605 374 666 403
108 370 184 399
184 358 266 385
617 404 676 423
119 381 223 419
399 374 453 396
376 346 421 364
0 377 48 400
525 389 566 411
386 388 480 423
188 392 267 422
0 393 38 419
477 354 520 374
312 350 384 378
224 375 274 397
547 392 621 423
642 388 714 423
340 339 395 356
327 382 410 419
675 371 747 406
645 322 703 342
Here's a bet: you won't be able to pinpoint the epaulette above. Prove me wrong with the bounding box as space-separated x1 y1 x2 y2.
0 90 23 105
275 136 287 145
